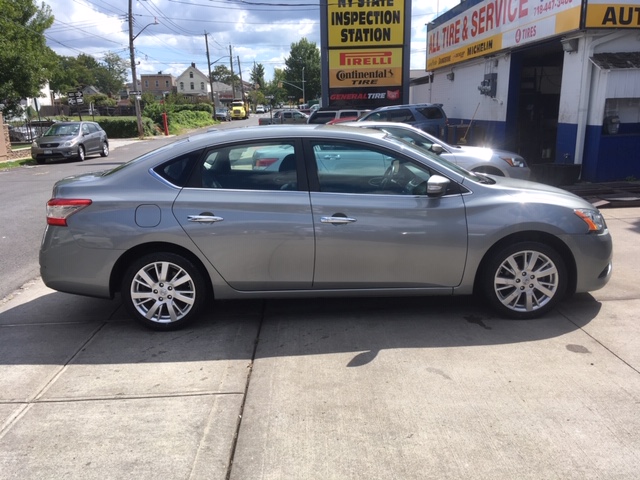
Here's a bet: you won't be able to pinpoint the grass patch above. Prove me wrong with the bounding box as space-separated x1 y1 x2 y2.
0 158 37 170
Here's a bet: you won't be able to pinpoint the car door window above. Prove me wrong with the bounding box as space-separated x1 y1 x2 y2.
200 142 299 191
312 141 431 195
82 124 91 135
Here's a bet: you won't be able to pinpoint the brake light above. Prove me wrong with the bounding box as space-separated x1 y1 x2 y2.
254 158 278 168
46 199 92 226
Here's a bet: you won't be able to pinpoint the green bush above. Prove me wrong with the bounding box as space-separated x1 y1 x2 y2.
98 117 156 138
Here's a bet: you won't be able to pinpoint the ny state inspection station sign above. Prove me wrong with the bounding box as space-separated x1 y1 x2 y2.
321 0 411 108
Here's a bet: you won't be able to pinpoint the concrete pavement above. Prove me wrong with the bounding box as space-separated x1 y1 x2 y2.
0 209 639 479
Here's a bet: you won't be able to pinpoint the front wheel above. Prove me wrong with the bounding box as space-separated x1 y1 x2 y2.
121 252 208 330
77 145 85 162
481 241 567 319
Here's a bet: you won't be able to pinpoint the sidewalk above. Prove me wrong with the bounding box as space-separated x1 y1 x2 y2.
0 208 639 479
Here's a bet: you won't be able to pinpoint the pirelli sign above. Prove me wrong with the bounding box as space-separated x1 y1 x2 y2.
321 0 411 108
329 49 403 88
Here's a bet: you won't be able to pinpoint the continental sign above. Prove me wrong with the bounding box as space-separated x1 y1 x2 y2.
329 48 402 88
585 1 640 27
328 0 405 47
427 0 581 70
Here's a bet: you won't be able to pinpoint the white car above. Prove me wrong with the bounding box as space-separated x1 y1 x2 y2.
255 105 265 114
342 121 531 180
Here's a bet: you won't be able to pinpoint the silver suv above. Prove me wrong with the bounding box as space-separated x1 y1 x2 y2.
358 103 448 138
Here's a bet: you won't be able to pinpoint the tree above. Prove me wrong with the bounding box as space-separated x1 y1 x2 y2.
49 52 127 98
0 0 56 117
210 65 238 86
250 63 266 90
284 38 321 105
263 68 288 107
96 52 128 97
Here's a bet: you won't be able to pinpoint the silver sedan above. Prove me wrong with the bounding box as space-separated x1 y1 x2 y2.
40 125 612 330
342 120 531 179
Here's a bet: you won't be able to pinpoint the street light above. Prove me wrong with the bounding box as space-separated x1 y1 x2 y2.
279 68 306 107
128 0 157 138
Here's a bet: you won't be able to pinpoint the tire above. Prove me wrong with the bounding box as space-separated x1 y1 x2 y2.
481 241 566 319
35 158 45 165
121 252 208 330
100 141 109 157
77 145 85 162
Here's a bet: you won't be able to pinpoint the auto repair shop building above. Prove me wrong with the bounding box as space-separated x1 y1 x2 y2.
420 0 640 182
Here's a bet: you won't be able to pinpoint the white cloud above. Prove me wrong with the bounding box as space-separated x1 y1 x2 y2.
44 0 463 80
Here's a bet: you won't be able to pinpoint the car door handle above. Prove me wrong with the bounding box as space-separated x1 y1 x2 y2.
321 216 356 225
188 213 224 223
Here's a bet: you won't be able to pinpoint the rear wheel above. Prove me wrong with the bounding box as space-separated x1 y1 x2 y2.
481 241 566 319
100 141 109 157
77 145 85 162
121 252 208 330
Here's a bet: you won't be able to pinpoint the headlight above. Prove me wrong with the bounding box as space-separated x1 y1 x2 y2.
499 156 527 168
62 140 77 147
574 208 606 233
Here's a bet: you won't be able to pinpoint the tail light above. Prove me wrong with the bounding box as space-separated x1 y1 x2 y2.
46 199 92 226
254 158 278 169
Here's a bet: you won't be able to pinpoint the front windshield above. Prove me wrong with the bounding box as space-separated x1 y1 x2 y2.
44 124 80 136
382 134 492 183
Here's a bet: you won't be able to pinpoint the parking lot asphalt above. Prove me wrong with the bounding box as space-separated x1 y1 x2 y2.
1 195 639 476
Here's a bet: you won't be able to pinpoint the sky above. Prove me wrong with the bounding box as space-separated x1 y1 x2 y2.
43 0 461 83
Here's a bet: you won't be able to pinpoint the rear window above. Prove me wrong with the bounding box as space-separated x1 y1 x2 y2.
384 109 415 123
417 107 445 119
309 112 337 124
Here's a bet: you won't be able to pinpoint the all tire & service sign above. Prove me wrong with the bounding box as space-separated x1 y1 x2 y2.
320 0 412 108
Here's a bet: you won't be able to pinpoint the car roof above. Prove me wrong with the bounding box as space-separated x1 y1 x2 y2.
139 125 391 160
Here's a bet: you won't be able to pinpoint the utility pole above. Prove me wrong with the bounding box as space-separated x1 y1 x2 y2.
237 56 246 101
229 45 235 98
205 32 217 118
128 0 144 138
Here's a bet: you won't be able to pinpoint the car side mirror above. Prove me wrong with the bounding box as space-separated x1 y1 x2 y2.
431 143 444 155
427 175 450 197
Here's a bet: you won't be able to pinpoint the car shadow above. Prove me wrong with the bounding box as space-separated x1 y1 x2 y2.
0 290 601 366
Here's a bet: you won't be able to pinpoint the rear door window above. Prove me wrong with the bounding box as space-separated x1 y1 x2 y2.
199 141 301 191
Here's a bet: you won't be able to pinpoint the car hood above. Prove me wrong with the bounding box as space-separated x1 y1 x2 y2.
456 145 523 160
37 134 78 143
476 175 593 209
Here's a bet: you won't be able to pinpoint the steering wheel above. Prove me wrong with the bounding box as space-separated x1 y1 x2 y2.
380 162 416 193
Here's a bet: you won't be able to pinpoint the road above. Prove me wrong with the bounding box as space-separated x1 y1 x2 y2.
0 116 258 302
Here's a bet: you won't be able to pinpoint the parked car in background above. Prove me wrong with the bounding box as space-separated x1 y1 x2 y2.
9 120 56 143
358 103 448 138
31 121 109 164
214 107 231 122
258 109 309 125
40 124 612 330
255 105 266 114
307 107 370 125
341 121 530 179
